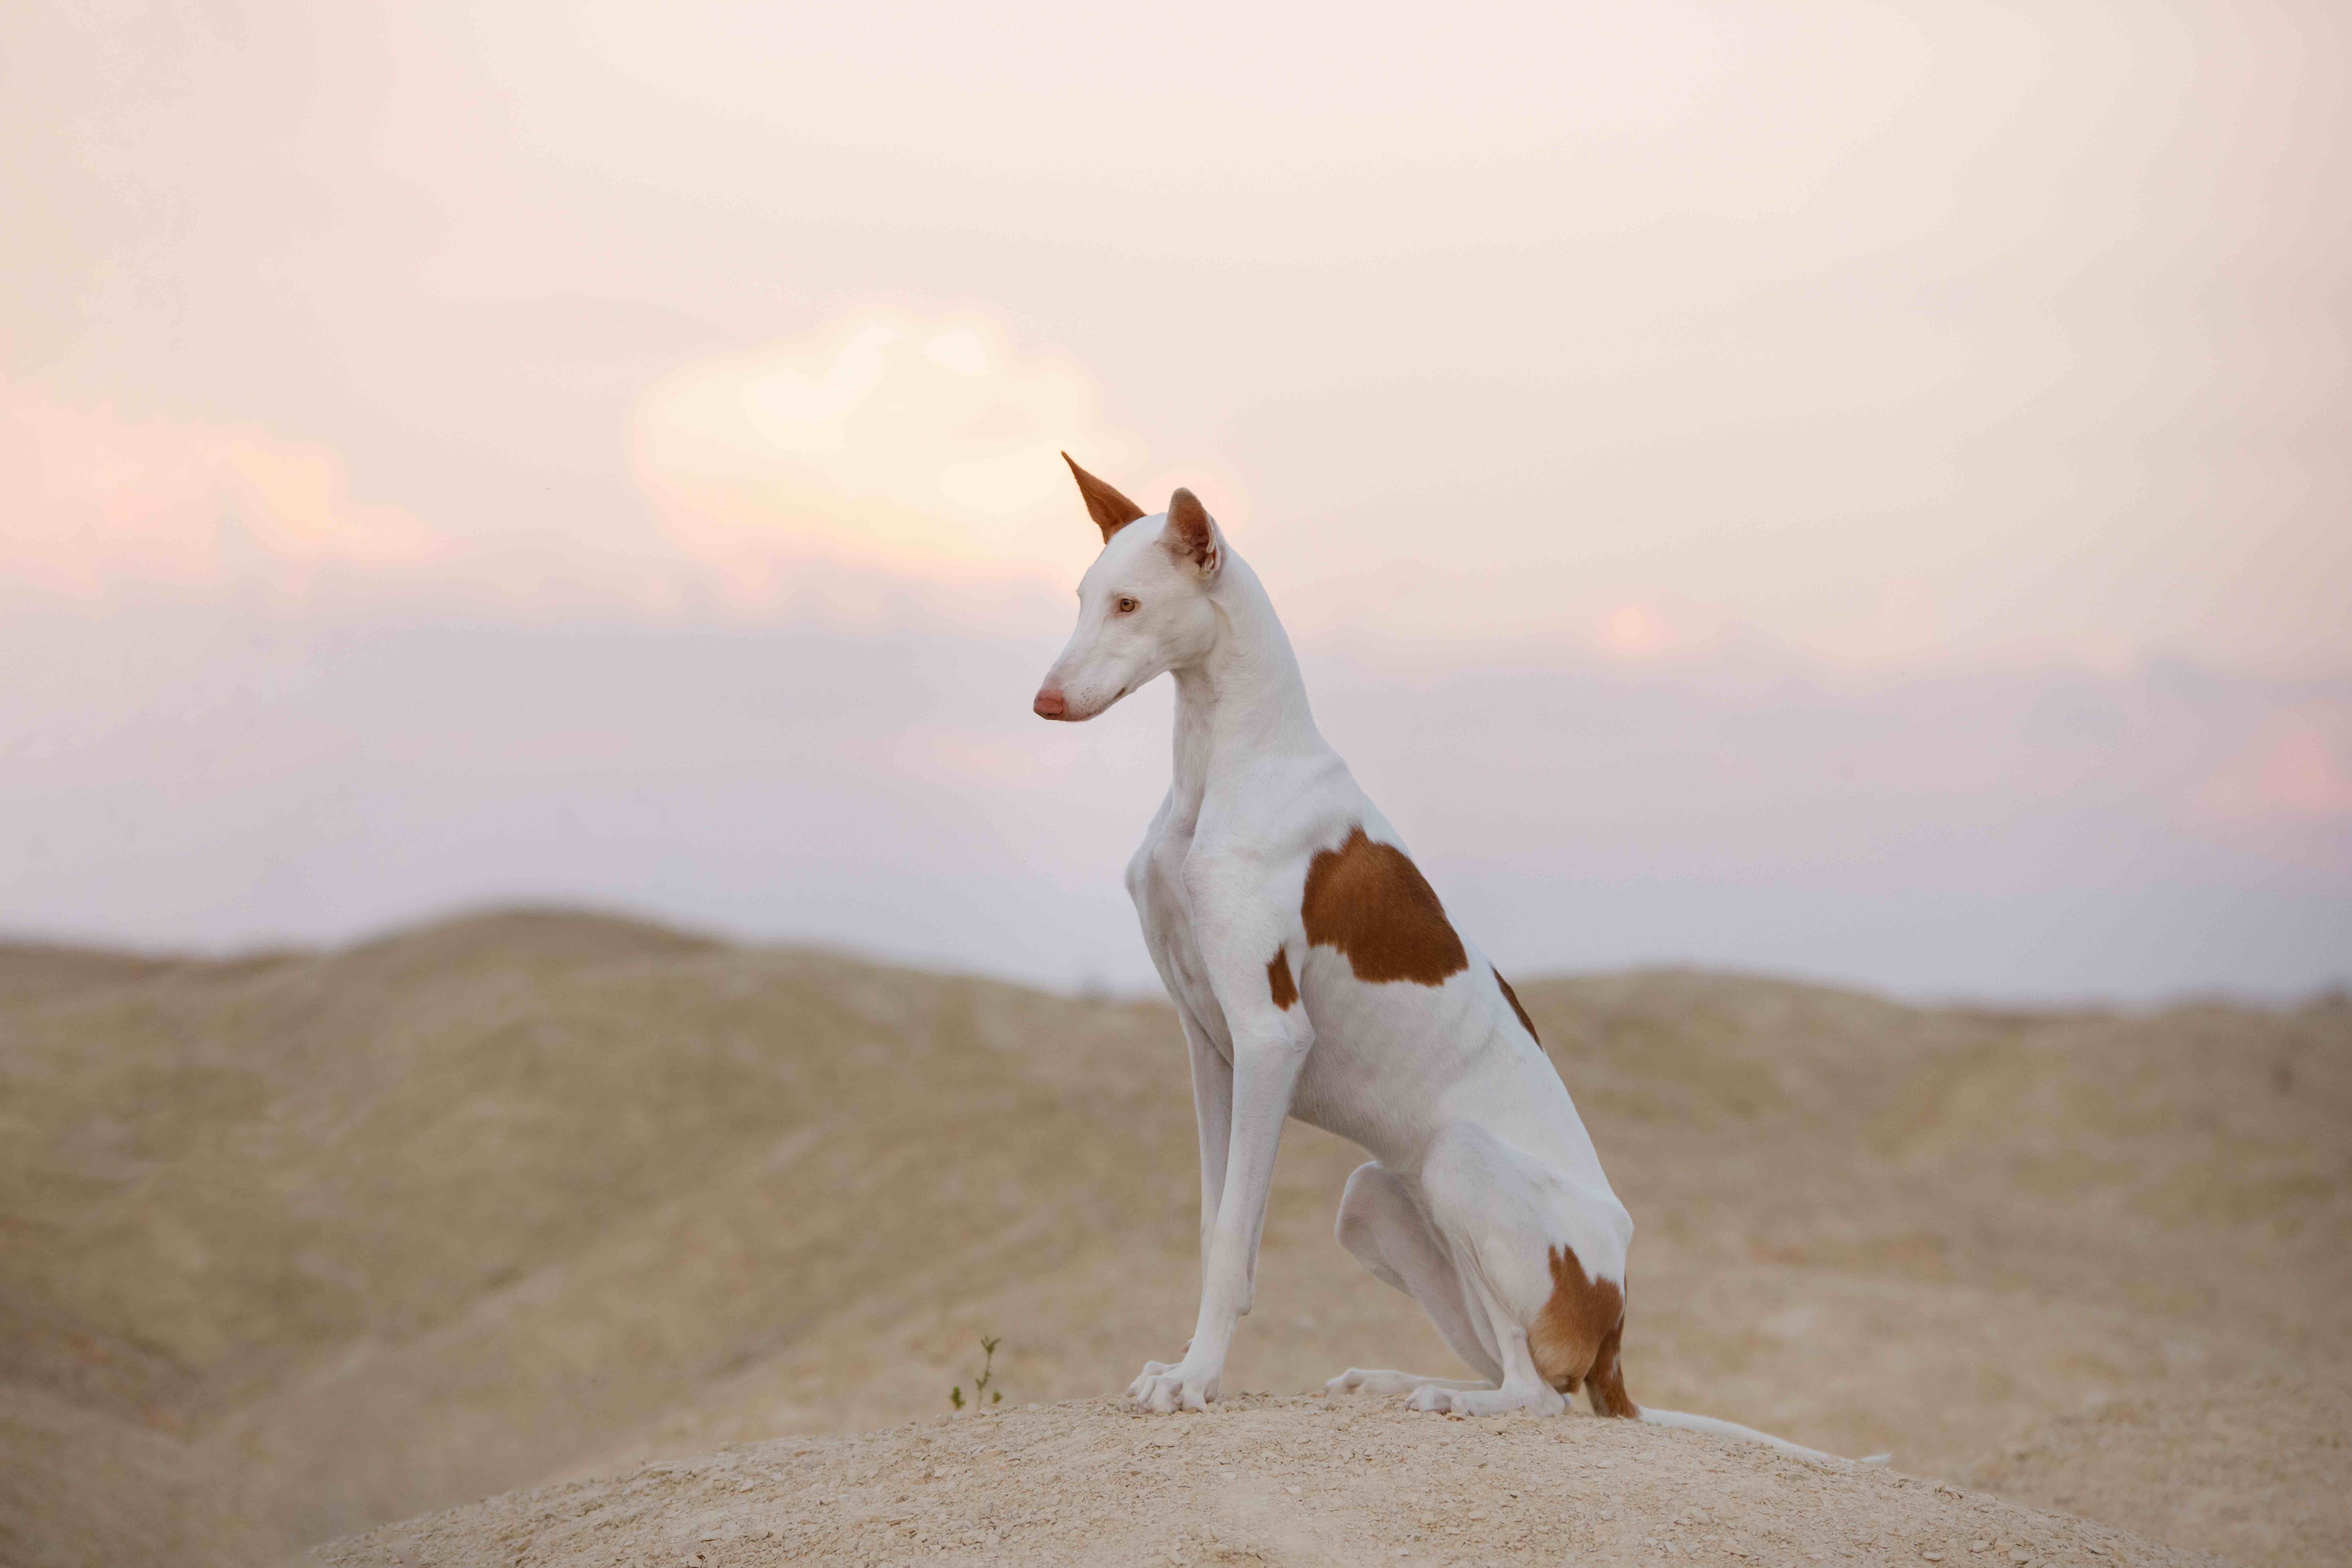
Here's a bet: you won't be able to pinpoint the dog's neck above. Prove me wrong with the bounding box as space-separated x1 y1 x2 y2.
1168 551 1324 812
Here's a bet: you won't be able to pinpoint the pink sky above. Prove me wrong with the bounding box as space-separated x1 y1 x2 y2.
3 0 2346 998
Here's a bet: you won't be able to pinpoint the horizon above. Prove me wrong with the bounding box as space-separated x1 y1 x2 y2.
6 883 2343 1017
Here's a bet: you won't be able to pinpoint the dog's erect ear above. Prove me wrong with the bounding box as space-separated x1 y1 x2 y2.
1062 452 1146 543
1165 488 1220 576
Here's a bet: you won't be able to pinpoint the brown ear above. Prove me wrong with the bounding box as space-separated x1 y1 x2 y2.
1166 487 1218 569
1062 452 1146 543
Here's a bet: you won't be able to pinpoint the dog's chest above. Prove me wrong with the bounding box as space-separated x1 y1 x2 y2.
1130 827 1232 1057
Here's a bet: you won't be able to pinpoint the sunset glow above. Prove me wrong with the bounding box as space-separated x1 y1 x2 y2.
2 0 2344 998
631 309 1154 584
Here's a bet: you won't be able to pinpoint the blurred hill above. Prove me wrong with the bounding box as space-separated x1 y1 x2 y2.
0 911 2344 1567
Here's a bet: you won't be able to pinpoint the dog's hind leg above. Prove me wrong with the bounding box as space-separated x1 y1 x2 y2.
1325 1161 1505 1399
1396 1122 1623 1418
1401 1265 1567 1417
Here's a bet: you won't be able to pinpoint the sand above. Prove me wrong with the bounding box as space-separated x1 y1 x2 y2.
0 912 2344 1567
314 1396 2218 1568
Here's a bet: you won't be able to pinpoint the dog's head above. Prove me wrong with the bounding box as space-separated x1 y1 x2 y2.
1033 454 1226 722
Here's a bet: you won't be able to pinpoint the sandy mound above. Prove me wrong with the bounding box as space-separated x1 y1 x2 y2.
2 911 2344 1566
313 1397 2219 1568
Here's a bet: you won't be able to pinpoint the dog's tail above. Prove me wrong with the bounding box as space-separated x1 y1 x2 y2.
1633 1405 1885 1464
1536 1261 1889 1465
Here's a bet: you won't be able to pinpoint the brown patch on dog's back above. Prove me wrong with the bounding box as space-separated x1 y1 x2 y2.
1527 1242 1635 1417
1267 948 1297 1010
1493 966 1538 1043
1299 828 1468 986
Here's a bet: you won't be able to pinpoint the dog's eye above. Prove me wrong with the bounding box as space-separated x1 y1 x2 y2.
1115 596 1139 614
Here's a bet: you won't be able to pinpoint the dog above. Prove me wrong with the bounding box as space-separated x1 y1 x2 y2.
1033 456 1850 1458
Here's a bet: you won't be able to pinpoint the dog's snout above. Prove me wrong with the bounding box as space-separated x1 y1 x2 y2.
1033 687 1067 719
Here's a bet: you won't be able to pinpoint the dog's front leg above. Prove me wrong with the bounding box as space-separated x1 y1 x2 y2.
1175 1000 1234 1291
1130 896 1311 1413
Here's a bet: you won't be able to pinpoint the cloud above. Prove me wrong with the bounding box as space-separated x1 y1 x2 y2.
0 312 1184 624
0 383 438 603
630 309 1184 604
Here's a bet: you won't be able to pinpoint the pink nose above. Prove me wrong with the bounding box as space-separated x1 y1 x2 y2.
1033 688 1067 719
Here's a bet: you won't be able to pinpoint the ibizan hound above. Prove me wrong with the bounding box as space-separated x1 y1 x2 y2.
1033 456 1853 1460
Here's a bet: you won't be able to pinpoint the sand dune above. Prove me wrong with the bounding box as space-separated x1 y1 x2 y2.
0 912 2344 1567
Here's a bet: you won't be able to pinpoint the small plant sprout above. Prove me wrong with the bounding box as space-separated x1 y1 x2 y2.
949 1335 1005 1411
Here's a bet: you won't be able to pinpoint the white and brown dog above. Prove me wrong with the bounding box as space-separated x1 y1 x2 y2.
1034 458 1843 1458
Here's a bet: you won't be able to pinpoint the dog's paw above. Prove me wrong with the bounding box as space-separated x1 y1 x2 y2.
1405 1383 1561 1418
1325 1368 1415 1398
1127 1359 1218 1413
1403 1382 1457 1414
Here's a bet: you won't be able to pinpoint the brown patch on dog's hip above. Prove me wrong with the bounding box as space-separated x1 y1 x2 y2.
1527 1242 1637 1417
1584 1316 1638 1419
1299 827 1468 986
